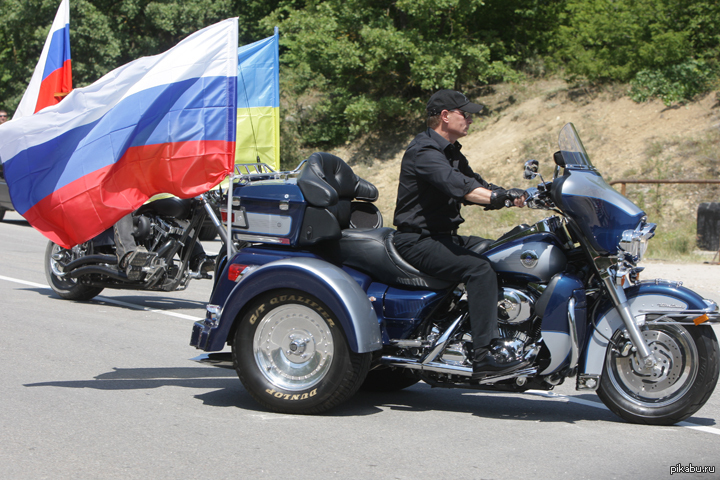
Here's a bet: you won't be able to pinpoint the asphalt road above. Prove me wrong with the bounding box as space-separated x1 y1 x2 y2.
1 210 719 480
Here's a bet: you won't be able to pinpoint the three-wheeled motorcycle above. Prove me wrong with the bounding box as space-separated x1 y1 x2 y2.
191 123 719 425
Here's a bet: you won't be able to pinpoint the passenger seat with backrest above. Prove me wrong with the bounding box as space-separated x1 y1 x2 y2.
296 152 458 290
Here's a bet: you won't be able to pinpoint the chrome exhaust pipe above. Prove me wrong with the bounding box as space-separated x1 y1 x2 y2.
380 356 538 384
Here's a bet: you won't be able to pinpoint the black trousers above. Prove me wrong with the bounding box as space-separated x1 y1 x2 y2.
113 213 137 261
393 231 498 355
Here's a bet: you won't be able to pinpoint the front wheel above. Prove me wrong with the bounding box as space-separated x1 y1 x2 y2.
45 241 104 301
596 324 719 425
232 289 371 414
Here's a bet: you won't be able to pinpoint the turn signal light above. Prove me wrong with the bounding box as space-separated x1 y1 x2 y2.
228 264 249 282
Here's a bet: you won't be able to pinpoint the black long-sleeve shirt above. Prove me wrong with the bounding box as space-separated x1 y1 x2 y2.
393 128 498 232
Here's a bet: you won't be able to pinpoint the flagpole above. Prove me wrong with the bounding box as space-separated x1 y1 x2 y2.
227 172 235 261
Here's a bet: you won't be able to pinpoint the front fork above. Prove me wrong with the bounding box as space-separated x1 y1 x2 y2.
598 264 657 368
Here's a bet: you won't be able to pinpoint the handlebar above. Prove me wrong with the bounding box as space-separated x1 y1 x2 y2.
523 181 555 210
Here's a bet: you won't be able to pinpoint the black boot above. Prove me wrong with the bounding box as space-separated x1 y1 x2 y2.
472 345 527 379
190 254 216 277
120 247 154 281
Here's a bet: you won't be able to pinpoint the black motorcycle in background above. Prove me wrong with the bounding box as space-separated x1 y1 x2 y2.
44 190 229 301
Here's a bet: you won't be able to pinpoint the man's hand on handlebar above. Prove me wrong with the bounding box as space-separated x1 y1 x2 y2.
487 188 527 210
507 188 527 207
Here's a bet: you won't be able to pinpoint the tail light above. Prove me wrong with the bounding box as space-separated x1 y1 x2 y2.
228 264 249 282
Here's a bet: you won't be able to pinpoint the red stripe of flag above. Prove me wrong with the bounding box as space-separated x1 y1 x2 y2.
36 59 72 113
23 140 234 248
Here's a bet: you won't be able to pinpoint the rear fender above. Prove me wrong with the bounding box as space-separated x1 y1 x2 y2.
580 281 716 376
203 257 381 353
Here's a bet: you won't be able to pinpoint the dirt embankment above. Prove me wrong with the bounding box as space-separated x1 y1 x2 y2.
343 80 720 239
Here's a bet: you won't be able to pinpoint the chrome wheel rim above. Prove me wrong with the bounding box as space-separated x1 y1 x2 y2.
253 304 334 391
607 325 698 407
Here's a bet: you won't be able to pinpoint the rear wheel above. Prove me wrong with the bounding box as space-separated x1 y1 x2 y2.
597 324 719 425
44 241 104 301
233 289 371 414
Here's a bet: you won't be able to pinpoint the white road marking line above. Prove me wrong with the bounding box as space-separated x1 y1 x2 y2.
0 274 203 321
526 390 720 435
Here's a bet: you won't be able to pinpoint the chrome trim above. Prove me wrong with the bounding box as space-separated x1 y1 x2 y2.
234 162 276 176
641 310 720 325
422 314 466 364
233 233 287 244
499 288 534 325
638 307 718 314
567 297 579 369
390 339 429 348
520 250 539 268
619 221 656 262
577 374 600 391
252 303 335 391
602 276 656 366
200 194 234 255
380 355 538 383
480 367 538 384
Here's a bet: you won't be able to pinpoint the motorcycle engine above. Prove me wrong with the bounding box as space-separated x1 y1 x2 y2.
498 287 535 325
436 287 538 366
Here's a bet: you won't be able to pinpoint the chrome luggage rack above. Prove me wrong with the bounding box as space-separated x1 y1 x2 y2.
233 160 307 184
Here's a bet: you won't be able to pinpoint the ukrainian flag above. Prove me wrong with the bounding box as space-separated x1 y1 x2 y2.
236 28 280 171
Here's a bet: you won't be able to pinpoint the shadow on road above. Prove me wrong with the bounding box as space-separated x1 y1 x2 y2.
23 286 208 312
28 358 718 426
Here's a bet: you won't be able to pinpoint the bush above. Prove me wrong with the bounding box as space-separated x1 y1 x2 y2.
630 59 717 106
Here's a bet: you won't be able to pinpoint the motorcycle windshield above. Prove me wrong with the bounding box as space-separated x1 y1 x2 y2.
558 123 593 169
553 123 645 255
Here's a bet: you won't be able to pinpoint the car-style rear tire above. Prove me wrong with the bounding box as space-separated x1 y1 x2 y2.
233 289 371 414
45 241 104 301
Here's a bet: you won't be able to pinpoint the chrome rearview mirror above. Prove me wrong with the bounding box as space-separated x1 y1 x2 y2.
523 159 539 180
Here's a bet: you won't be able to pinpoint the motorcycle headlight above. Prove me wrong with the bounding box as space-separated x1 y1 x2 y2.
619 221 656 261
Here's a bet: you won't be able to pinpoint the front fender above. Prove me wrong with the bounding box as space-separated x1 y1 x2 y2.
580 281 716 376
194 257 381 354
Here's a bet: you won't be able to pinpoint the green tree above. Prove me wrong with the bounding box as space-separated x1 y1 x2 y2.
0 0 279 114
552 0 720 86
269 0 561 151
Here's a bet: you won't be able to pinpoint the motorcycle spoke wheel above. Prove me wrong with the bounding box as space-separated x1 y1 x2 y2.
233 289 371 414
597 324 719 425
44 241 104 301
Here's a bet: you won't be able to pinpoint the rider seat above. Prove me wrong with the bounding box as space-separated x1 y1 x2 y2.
331 228 455 289
332 228 494 290
296 153 494 289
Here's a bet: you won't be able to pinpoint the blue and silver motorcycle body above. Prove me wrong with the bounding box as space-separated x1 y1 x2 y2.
191 123 720 424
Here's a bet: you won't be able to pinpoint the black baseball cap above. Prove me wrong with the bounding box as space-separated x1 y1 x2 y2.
426 90 484 116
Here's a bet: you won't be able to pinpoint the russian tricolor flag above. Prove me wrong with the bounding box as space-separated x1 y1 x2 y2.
0 18 238 249
14 0 72 119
